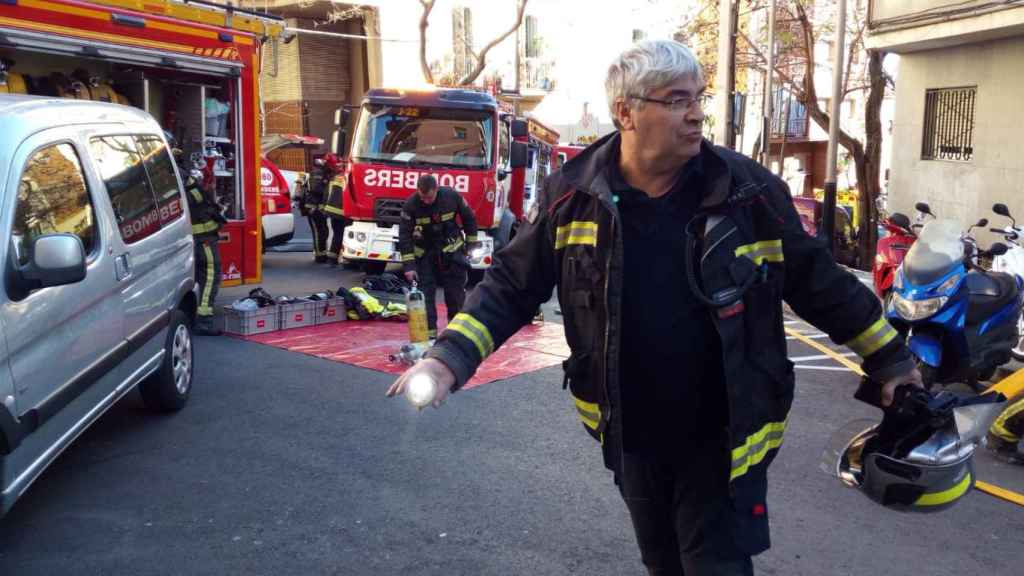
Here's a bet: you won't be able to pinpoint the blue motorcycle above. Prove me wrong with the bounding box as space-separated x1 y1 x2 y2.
887 210 1022 391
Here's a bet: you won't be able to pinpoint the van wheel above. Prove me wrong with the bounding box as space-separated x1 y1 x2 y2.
139 310 193 413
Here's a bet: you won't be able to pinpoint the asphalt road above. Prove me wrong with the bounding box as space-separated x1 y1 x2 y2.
0 252 1021 575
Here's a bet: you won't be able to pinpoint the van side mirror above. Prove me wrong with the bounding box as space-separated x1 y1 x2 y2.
510 141 528 169
19 234 86 290
510 119 528 139
331 129 347 157
334 107 351 127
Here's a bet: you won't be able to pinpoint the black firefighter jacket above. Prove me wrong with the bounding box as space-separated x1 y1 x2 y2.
398 187 479 272
425 133 913 555
185 175 224 242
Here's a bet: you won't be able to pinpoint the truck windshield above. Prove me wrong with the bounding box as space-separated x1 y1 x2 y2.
352 104 494 169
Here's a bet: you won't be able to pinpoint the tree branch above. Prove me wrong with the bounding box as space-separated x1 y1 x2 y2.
458 0 529 86
418 0 435 84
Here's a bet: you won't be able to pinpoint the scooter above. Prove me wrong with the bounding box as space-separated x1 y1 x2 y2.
873 212 916 300
887 218 1022 391
987 202 1024 361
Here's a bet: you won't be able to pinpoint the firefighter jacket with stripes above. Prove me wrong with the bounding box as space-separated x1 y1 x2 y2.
398 187 479 273
184 175 223 241
322 173 346 218
425 133 914 555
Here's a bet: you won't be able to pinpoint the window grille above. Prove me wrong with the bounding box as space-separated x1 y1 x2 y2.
922 87 976 161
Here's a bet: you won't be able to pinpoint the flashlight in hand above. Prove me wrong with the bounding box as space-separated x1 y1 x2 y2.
405 372 438 409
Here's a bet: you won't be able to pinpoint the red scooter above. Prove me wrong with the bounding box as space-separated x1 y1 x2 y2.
873 212 917 300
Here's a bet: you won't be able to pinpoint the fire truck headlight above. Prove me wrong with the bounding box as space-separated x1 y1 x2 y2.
356 232 367 243
405 372 437 408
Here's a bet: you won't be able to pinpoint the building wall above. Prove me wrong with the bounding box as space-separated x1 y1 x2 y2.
888 35 1024 241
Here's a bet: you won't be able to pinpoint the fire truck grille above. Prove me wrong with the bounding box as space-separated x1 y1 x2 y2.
374 198 405 224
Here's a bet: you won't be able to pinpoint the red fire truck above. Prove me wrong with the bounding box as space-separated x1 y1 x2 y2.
334 87 561 276
0 0 285 286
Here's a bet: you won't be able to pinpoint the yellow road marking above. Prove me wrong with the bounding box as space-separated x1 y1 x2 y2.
784 325 1024 509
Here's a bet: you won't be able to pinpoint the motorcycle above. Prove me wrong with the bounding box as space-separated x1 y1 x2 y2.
887 218 1021 391
987 202 1024 361
873 211 917 300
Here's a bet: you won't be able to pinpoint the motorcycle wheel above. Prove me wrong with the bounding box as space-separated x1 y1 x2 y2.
1012 313 1024 363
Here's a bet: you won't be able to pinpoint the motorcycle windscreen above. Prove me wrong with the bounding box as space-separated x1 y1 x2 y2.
903 220 965 286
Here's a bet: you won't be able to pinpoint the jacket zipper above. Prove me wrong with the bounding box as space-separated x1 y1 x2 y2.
601 201 616 430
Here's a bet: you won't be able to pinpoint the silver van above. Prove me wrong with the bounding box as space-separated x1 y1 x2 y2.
0 95 197 515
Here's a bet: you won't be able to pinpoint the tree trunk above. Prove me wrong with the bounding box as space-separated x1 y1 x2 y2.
857 49 886 270
458 0 529 86
419 0 435 84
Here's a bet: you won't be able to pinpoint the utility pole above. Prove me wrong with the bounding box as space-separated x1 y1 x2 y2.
714 0 736 148
823 0 847 255
762 0 776 168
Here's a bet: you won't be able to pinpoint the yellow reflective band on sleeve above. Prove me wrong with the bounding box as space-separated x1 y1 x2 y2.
730 418 788 481
735 239 784 265
442 238 464 253
915 472 973 507
323 204 344 217
414 247 425 257
445 313 495 359
416 216 432 224
573 396 600 430
192 220 218 235
441 212 455 221
401 253 416 262
554 221 598 249
465 235 478 242
845 317 899 357
189 187 204 202
991 397 1024 443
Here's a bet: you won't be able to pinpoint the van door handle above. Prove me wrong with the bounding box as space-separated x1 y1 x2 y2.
115 253 132 281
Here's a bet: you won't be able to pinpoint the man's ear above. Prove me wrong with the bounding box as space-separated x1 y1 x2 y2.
613 99 636 131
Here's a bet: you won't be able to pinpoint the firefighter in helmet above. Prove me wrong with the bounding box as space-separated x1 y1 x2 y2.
167 132 226 336
398 174 478 339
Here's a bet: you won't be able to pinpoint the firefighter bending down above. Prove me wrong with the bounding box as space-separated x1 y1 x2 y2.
988 395 1024 464
170 136 226 336
398 175 478 339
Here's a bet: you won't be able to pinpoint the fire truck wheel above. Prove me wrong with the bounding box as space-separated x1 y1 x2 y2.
139 309 193 413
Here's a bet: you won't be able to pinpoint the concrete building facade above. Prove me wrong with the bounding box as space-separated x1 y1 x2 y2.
868 1 1024 233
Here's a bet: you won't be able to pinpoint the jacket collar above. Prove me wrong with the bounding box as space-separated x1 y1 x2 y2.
560 131 739 209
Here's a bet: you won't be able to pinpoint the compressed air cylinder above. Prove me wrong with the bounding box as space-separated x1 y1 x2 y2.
406 285 429 344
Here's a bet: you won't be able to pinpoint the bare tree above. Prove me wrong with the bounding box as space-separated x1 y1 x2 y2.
417 0 530 86
418 0 436 84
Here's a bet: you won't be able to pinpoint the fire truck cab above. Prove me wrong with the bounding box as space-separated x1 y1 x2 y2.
336 87 548 274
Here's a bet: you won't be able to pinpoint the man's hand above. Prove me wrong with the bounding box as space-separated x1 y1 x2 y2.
880 367 924 407
404 270 419 284
386 358 456 409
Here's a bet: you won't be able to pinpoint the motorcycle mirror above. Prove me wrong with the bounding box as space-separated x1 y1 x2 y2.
976 218 989 227
989 242 1009 257
914 202 933 216
993 203 1011 217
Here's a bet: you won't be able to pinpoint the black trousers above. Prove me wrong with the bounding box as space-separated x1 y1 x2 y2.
618 451 753 576
194 236 221 319
417 255 467 337
308 211 329 258
327 217 346 260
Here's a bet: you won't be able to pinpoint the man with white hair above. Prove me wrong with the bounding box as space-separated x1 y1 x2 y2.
388 40 920 574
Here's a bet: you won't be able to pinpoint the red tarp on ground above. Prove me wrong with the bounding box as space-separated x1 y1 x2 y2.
233 306 569 389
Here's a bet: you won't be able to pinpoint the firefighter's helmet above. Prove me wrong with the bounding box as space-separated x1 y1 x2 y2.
825 386 1006 513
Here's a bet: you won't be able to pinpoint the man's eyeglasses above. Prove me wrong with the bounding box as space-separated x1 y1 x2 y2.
629 93 710 112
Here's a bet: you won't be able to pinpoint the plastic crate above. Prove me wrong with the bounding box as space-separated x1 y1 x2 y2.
222 306 279 335
279 299 317 330
315 297 347 325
